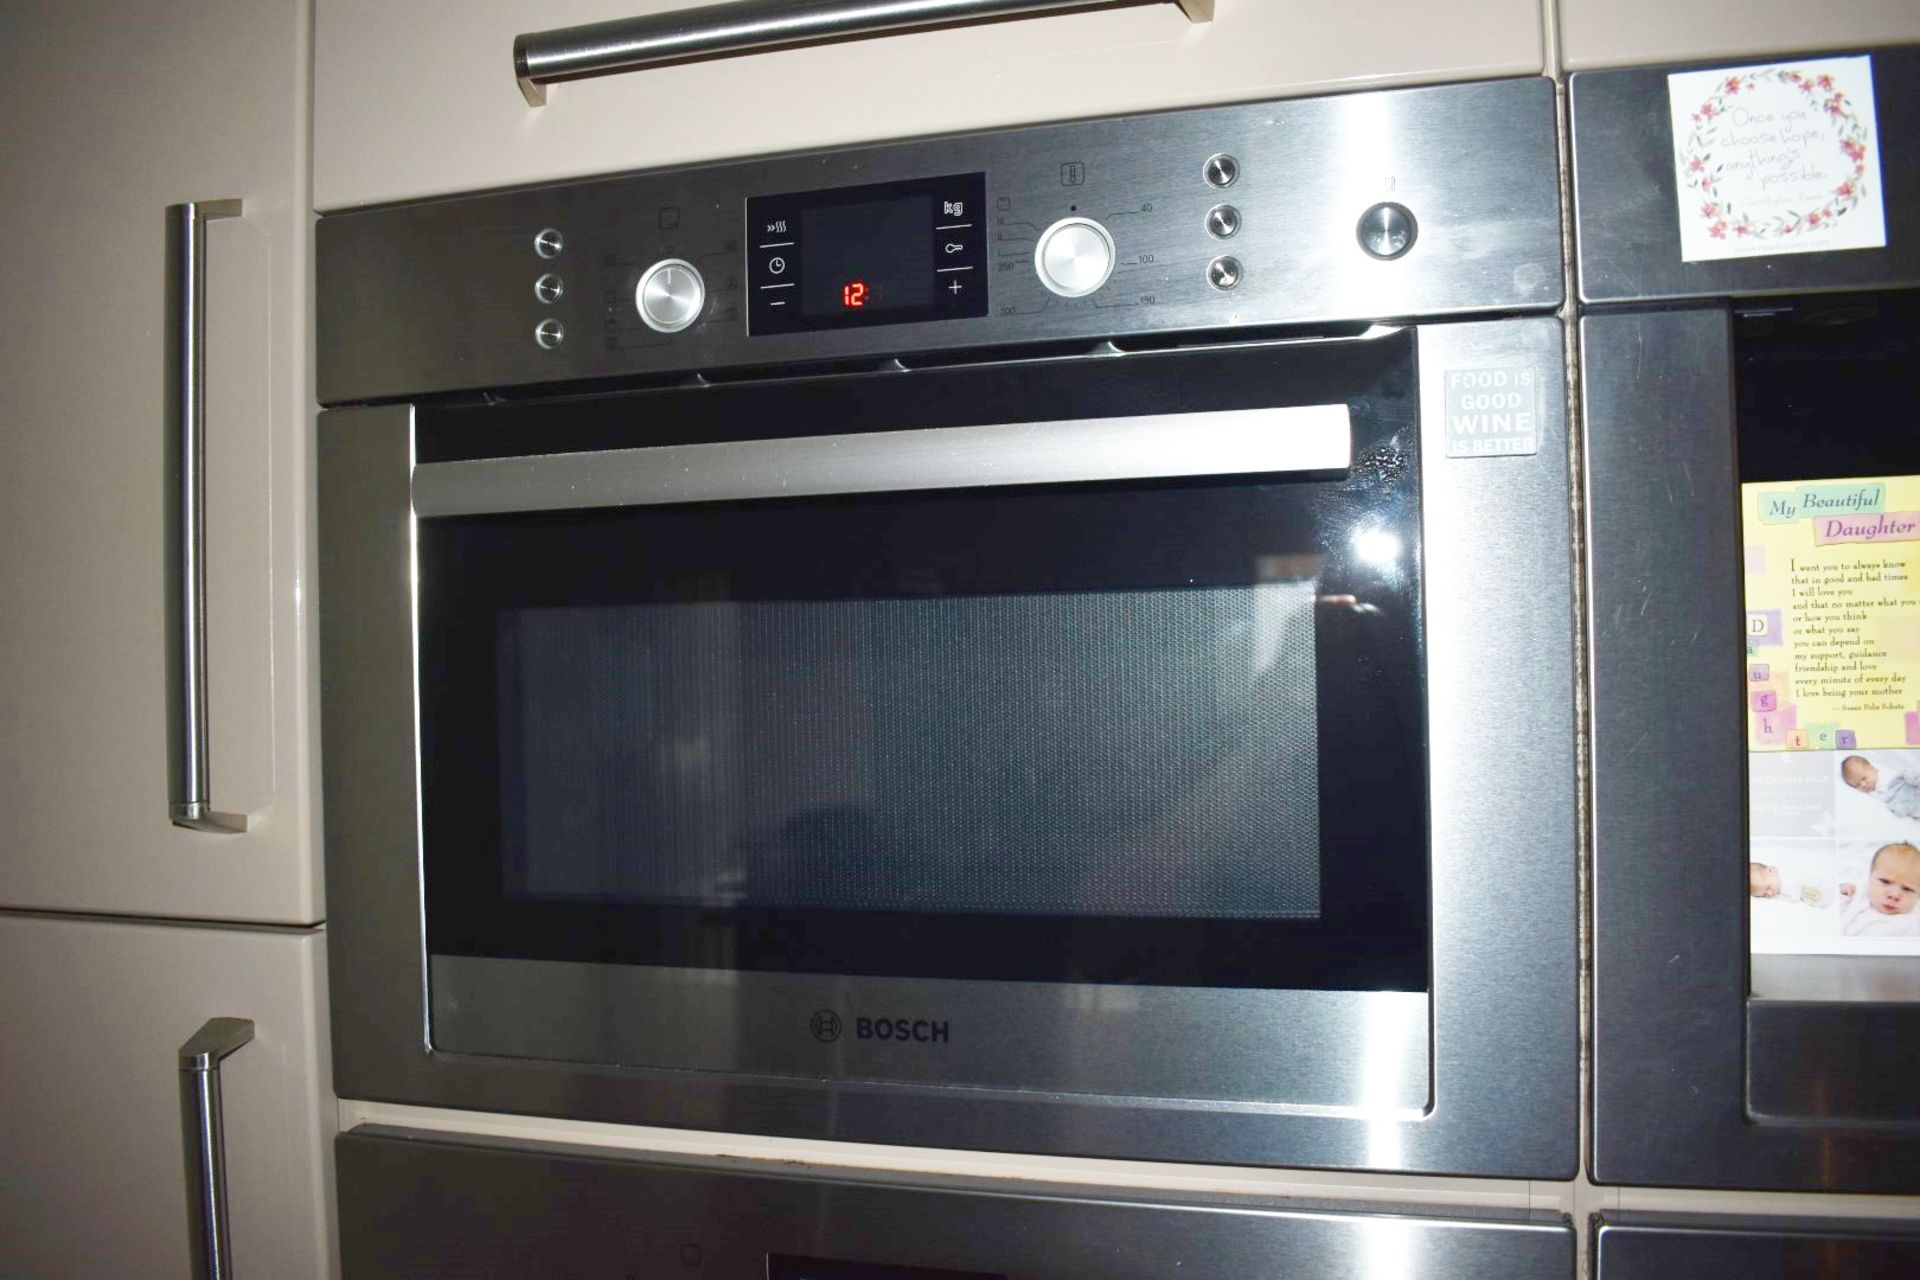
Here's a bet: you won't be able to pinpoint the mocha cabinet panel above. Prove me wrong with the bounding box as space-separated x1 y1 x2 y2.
314 0 1544 209
0 0 319 923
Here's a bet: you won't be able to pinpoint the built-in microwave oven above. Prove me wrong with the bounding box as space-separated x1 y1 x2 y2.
317 75 1578 1177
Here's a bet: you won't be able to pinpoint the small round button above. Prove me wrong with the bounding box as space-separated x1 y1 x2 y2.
1357 203 1418 260
1203 153 1239 189
635 258 706 333
533 272 564 304
1034 216 1116 298
1206 256 1243 291
533 227 564 259
1205 204 1241 239
533 318 565 349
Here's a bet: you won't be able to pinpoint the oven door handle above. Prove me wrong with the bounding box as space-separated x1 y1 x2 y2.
411 403 1350 518
514 0 1214 106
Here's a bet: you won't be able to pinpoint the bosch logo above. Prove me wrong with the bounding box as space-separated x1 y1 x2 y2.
857 1016 949 1044
808 1010 842 1043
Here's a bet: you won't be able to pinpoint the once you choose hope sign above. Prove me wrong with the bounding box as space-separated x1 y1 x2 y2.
1668 54 1887 263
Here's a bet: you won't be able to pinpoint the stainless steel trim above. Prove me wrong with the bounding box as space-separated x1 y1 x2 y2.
514 0 1212 107
179 1017 255 1280
338 1128 1576 1279
411 403 1350 517
166 199 249 835
1594 1213 1920 1280
432 958 1430 1111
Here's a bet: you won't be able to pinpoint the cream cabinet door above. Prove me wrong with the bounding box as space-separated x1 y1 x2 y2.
0 915 333 1279
0 1 318 922
314 0 1545 210
1559 0 1920 69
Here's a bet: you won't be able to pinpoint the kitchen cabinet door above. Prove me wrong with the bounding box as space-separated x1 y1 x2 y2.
1559 0 1920 69
0 914 333 1279
314 0 1545 210
0 1 319 923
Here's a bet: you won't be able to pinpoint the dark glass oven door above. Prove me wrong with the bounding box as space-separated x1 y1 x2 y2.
415 333 1427 1000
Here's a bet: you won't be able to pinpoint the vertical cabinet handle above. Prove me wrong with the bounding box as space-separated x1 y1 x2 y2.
515 0 1215 106
165 200 250 834
179 1017 256 1280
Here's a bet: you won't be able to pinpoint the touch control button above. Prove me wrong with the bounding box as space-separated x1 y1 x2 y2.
1034 216 1115 298
1206 256 1243 290
1206 204 1241 239
1204 153 1239 188
533 273 564 304
635 258 706 333
1357 203 1418 260
533 318 565 349
533 227 564 259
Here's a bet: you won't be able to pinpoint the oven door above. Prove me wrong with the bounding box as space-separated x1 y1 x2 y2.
320 318 1576 1176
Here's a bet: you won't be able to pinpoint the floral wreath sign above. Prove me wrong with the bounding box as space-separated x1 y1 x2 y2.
1667 55 1885 263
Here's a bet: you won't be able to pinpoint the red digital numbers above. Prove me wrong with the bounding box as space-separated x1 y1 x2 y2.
842 281 868 309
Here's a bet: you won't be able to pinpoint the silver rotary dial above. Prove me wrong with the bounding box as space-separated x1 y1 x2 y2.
635 258 706 334
1033 217 1116 299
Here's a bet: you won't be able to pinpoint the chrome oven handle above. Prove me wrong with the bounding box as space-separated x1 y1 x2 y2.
166 199 250 834
179 1017 256 1280
514 0 1215 106
412 403 1351 518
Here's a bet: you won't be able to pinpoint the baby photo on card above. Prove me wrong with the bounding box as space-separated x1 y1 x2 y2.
1669 55 1886 262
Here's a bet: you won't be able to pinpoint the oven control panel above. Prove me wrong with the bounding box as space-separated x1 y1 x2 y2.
317 76 1561 404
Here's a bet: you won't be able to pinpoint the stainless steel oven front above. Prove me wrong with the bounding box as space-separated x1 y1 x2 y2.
317 76 1577 1177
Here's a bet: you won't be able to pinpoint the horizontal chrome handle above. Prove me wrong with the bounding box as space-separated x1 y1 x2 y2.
515 0 1214 106
412 403 1350 518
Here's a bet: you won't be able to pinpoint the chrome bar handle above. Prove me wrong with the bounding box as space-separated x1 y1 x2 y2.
179 1017 255 1280
165 200 249 834
515 0 1214 106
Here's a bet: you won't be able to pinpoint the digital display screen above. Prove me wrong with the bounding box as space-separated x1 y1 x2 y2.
768 1256 1005 1280
748 173 987 336
800 195 935 316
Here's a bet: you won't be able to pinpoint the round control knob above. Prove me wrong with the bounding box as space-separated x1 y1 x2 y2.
635 259 706 333
533 227 564 259
1205 204 1241 239
1206 256 1243 291
533 272 564 304
1357 203 1418 260
533 318 566 349
1034 217 1116 299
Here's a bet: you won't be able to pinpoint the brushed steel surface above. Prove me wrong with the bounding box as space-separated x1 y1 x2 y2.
432 957 1428 1110
336 1128 1574 1280
410 402 1351 517
1569 48 1920 305
513 1 1208 108
319 314 1578 1175
1748 1002 1920 1125
166 199 248 836
1582 309 1920 1190
1751 954 1920 1002
316 78 1562 405
178 1017 254 1280
1594 1214 1920 1280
